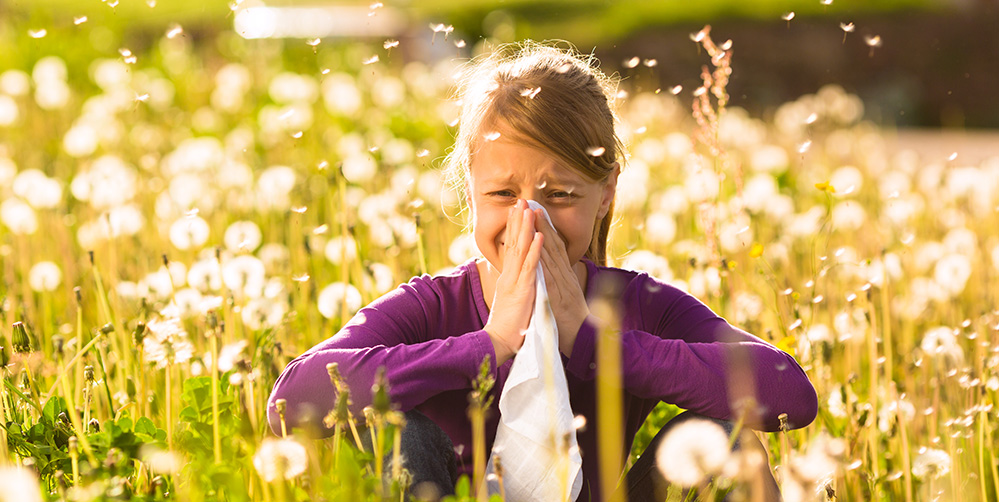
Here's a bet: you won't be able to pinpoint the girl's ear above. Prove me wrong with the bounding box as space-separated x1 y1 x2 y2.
598 162 620 219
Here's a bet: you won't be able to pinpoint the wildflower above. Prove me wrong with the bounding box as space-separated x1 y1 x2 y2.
224 220 262 253
911 448 951 479
222 255 266 299
0 95 16 126
0 69 31 96
13 169 63 209
0 466 43 502
141 445 182 475
169 215 211 250
644 211 677 246
620 250 672 283
920 326 965 367
317 282 363 320
143 317 195 368
933 253 972 297
28 261 62 292
325 235 359 265
241 297 288 331
656 419 731 487
253 437 308 482
187 258 223 292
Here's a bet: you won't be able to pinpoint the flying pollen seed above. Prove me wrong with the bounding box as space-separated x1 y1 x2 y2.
586 146 606 157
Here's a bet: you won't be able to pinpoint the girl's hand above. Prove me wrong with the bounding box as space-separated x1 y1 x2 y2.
484 199 545 365
533 208 589 356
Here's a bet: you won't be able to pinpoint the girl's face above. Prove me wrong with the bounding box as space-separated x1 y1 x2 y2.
467 129 618 273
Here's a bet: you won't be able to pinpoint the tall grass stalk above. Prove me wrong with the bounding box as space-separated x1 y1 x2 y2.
593 294 624 502
210 320 222 464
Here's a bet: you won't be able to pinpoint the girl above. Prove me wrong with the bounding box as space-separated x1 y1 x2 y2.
268 42 817 501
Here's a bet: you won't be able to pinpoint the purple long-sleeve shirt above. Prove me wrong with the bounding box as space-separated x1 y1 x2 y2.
268 258 817 499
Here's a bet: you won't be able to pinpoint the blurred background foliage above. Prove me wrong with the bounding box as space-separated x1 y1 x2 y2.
3 0 996 128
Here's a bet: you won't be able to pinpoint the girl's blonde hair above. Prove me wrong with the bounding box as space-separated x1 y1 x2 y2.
443 41 624 266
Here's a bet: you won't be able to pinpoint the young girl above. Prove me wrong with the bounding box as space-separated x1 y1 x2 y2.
268 42 817 501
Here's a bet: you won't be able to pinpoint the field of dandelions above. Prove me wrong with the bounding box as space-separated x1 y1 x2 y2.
1 14 998 502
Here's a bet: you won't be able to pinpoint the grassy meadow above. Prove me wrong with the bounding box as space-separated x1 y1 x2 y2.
0 5 998 502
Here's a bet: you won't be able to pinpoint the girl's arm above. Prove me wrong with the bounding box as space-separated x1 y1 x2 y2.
266 277 496 437
566 273 817 432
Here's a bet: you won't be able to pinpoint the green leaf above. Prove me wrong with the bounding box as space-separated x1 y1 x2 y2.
41 397 67 426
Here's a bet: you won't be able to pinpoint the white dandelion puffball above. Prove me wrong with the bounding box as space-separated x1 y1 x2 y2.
317 282 362 320
13 169 63 209
620 250 672 283
28 261 62 292
169 215 211 250
0 466 43 502
656 419 731 487
912 448 951 479
644 212 677 246
222 255 266 299
448 233 480 265
829 165 863 196
254 438 308 482
268 71 319 104
241 297 288 331
920 326 965 366
341 153 378 184
683 168 720 203
140 446 182 475
0 95 18 126
63 122 100 157
187 258 223 292
933 253 972 297
322 72 363 116
325 235 358 265
70 155 138 208
0 198 38 234
224 220 263 252
0 69 31 96
749 144 789 173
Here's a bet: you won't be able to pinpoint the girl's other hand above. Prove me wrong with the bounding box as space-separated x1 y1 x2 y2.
484 199 545 365
533 208 589 356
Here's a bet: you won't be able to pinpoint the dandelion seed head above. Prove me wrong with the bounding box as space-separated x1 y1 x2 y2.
254 438 308 482
317 282 363 320
656 419 731 487
28 261 62 292
912 448 951 479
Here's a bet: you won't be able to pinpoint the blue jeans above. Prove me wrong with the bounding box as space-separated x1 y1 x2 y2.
373 410 781 501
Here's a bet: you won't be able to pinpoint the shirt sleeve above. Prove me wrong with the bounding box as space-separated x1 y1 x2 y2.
566 272 817 432
266 276 497 437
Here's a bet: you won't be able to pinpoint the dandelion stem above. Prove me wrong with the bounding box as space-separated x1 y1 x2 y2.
166 362 174 452
211 328 221 464
594 296 624 502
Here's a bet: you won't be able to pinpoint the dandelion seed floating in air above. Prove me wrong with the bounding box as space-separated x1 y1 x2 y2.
689 28 707 43
624 57 640 69
28 29 47 39
483 131 501 142
166 24 183 39
840 22 855 43
520 87 541 99
383 39 399 50
865 35 882 57
135 93 150 103
74 16 88 25
586 146 606 157
416 149 430 158
455 39 466 48
307 38 321 54
782 12 795 27
806 113 818 124
798 140 812 153
643 59 657 68
947 152 958 161
362 55 379 65
670 85 683 95
119 48 137 64
147 0 157 7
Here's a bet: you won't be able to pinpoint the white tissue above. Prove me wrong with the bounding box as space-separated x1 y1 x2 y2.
486 200 583 501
